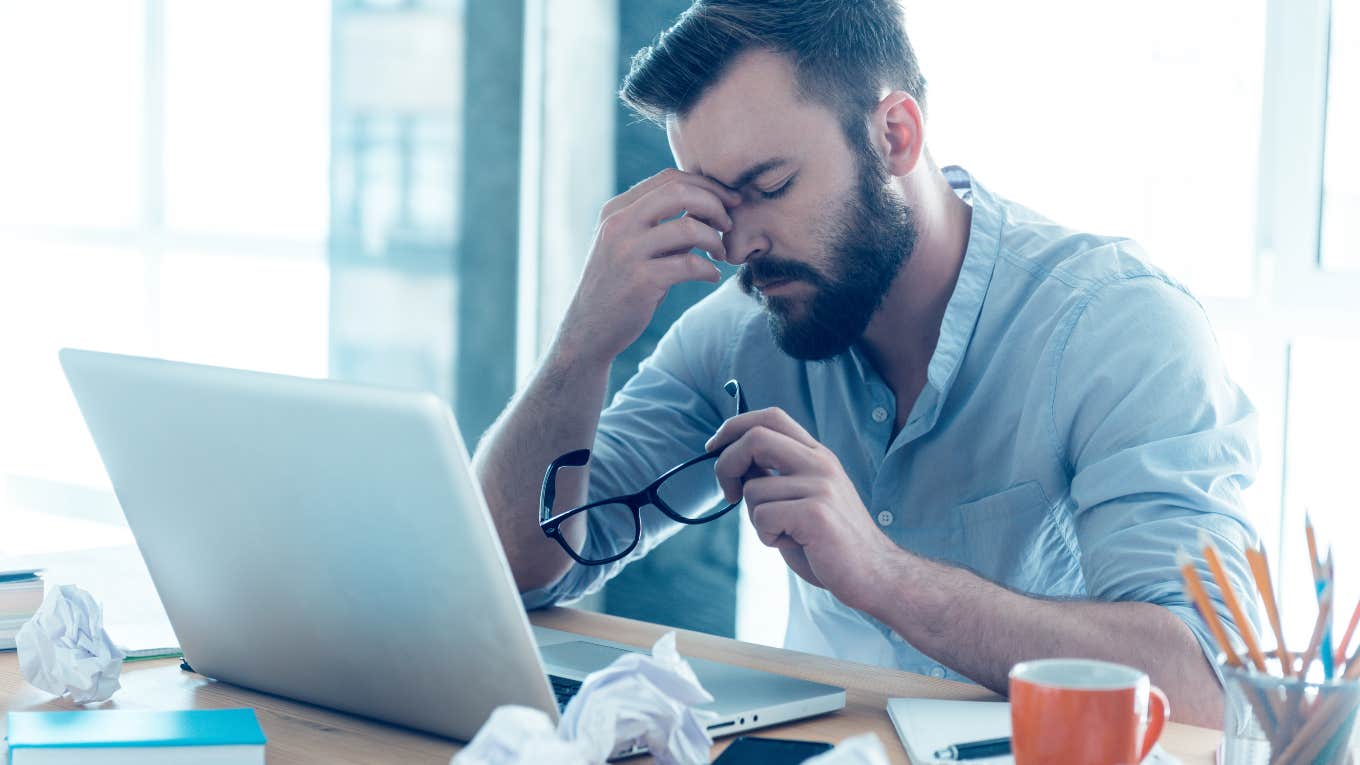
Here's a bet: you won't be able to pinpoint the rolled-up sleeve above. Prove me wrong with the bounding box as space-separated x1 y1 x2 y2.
521 285 745 609
1052 274 1261 682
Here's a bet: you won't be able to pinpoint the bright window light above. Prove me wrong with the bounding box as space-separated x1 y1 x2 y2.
0 4 330 550
0 2 144 228
907 0 1266 299
1281 338 1360 644
1321 0 1360 270
163 1 330 241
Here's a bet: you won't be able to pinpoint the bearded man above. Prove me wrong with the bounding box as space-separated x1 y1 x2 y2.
473 0 1259 726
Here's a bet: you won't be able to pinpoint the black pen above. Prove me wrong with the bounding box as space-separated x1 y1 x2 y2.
932 736 1012 760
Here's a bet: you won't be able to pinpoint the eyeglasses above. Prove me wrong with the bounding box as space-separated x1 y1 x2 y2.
539 379 749 566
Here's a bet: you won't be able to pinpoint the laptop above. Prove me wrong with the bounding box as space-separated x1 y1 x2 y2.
59 349 844 751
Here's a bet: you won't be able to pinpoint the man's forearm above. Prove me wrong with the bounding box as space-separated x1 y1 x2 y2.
471 338 611 592
869 553 1223 727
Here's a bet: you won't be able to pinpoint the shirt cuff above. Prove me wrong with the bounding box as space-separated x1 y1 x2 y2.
518 559 605 611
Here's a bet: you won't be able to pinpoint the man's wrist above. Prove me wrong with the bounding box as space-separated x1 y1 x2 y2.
863 547 957 637
547 329 614 378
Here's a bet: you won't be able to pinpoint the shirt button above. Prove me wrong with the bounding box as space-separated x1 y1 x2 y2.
871 406 889 423
930 666 947 679
876 510 895 526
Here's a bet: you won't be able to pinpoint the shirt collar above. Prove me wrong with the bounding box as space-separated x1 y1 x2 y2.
846 166 1004 424
927 166 1003 393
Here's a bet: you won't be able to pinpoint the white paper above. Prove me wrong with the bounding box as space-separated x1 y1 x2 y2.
453 631 718 765
558 631 719 765
803 733 891 765
451 706 593 765
15 584 126 703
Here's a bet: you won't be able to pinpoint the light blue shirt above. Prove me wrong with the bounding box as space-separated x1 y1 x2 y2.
525 167 1259 684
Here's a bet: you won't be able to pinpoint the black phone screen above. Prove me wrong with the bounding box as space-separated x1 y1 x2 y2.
712 735 836 764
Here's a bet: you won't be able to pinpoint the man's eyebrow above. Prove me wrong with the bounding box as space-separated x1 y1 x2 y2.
710 157 791 191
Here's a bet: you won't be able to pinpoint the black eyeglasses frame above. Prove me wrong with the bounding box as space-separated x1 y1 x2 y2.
538 379 748 566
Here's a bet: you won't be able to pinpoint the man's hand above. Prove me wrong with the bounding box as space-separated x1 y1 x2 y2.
705 407 903 612
556 168 743 367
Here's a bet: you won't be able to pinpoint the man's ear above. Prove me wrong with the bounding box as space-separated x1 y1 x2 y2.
870 91 925 177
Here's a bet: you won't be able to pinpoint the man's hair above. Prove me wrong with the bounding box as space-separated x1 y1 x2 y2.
620 0 927 142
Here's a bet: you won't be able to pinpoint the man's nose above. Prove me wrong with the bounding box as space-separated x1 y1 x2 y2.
722 212 770 266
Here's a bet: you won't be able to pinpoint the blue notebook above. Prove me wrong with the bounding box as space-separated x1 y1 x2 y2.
6 709 266 764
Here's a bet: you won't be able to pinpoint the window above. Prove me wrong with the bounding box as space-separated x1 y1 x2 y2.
0 0 547 641
0 3 330 569
0 2 330 501
1321 0 1359 270
910 0 1266 300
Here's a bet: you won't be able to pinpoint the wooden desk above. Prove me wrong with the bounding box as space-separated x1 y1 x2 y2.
1 607 1221 763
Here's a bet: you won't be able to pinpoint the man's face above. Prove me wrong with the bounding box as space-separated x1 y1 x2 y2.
667 50 917 360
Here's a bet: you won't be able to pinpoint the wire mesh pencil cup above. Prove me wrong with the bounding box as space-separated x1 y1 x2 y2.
1223 658 1360 765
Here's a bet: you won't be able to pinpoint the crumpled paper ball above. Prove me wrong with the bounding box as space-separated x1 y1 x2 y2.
558 631 719 765
15 584 126 703
451 631 717 765
452 706 594 765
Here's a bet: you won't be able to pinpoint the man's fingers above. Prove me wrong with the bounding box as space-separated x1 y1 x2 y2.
601 168 741 221
747 501 826 589
747 499 810 547
601 168 685 218
648 252 722 286
631 216 727 261
740 475 817 508
713 426 820 502
630 181 734 233
706 407 820 452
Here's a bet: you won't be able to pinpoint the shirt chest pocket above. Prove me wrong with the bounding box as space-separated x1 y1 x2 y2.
953 481 1075 590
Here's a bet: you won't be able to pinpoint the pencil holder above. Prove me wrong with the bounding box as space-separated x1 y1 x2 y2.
1223 661 1360 765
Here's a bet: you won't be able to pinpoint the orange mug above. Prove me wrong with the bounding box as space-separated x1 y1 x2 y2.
1009 658 1169 765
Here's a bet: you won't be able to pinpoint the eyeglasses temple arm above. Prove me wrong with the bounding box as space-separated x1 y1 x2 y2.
724 378 748 414
540 448 592 523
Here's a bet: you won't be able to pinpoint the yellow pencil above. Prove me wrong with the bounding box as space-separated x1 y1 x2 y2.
1245 544 1294 676
1200 532 1269 672
1177 547 1243 669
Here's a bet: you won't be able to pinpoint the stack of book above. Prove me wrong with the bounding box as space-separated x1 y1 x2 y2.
0 568 44 650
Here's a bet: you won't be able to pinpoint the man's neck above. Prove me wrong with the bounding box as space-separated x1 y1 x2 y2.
859 166 973 411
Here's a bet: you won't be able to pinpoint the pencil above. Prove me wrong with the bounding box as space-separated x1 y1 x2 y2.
1344 635 1360 680
1177 547 1244 669
1306 511 1322 582
1272 691 1360 765
1246 544 1294 676
1333 596 1360 671
1322 549 1336 680
1298 582 1334 680
1200 531 1269 671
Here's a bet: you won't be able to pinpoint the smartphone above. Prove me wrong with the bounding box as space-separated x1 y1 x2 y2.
712 735 835 764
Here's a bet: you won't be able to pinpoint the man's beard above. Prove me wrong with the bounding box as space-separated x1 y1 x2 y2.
737 152 917 361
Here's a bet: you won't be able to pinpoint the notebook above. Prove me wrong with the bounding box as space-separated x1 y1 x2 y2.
887 698 1013 764
5 709 265 764
105 620 182 660
886 698 1180 765
0 569 44 651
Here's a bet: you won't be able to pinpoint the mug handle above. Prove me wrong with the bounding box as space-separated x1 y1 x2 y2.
1138 685 1171 761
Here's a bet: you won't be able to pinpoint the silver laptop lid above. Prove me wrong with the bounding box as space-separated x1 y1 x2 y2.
60 348 558 740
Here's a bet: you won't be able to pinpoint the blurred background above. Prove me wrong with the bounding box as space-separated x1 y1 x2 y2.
0 0 1355 652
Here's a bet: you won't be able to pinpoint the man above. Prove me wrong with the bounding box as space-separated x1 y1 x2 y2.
473 0 1258 726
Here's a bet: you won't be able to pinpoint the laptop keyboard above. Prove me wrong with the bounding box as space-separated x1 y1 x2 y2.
549 674 583 710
